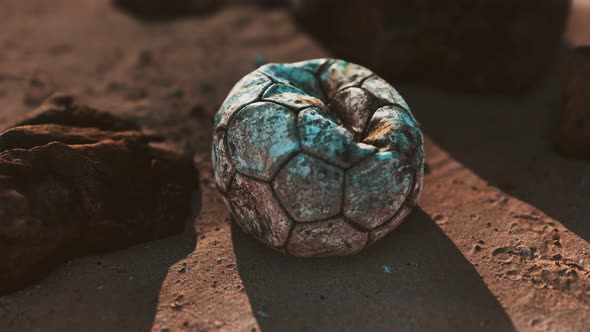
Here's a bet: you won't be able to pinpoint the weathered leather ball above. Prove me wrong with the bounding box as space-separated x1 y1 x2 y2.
212 59 424 257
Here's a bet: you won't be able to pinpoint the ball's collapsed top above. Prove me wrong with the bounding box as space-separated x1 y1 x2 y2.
212 59 424 257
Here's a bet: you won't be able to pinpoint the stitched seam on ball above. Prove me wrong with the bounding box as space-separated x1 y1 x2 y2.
377 171 418 232
261 67 329 106
223 93 292 182
340 215 370 233
259 98 318 114
217 81 274 133
360 229 372 252
345 150 378 170
225 171 237 196
230 172 294 248
267 142 301 184
362 76 413 114
359 73 376 86
312 61 331 102
257 70 278 83
269 184 297 249
323 73 376 105
272 153 345 224
314 58 332 76
268 149 301 186
296 149 346 171
225 99 303 182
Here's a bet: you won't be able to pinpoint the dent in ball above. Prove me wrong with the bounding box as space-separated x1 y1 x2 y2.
319 59 374 99
298 107 376 168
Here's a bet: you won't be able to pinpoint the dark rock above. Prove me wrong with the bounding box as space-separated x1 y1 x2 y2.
557 46 590 160
112 0 224 20
290 0 570 94
0 96 197 294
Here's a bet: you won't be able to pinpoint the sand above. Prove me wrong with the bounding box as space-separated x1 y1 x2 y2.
0 1 589 331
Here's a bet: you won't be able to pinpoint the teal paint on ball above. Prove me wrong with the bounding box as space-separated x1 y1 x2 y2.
212 58 424 257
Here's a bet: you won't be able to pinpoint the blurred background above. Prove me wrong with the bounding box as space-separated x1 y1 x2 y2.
1 0 590 331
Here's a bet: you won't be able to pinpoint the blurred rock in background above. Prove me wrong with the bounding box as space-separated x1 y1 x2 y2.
290 0 570 95
110 0 571 94
558 47 590 160
567 0 590 46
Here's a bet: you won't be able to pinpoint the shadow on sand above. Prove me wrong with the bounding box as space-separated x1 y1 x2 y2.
396 56 590 243
234 208 515 332
0 190 200 332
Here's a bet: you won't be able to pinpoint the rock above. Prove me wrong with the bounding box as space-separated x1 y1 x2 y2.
557 46 590 160
0 96 197 294
112 0 224 20
290 0 570 94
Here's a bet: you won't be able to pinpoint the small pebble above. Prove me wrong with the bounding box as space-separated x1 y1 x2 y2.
257 310 270 319
516 245 533 259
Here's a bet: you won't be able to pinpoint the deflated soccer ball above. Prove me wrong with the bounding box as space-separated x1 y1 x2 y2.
212 58 424 257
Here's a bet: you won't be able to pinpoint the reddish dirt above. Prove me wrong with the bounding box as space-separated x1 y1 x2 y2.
0 1 589 331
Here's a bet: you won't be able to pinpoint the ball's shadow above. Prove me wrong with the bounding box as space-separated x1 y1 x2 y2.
232 208 515 331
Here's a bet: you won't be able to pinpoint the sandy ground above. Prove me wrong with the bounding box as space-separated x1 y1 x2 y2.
0 1 589 331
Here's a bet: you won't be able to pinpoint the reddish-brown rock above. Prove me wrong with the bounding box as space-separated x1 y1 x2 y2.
558 46 590 159
291 0 570 94
0 96 197 293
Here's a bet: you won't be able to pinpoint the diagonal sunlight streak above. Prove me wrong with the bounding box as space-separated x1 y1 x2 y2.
420 136 590 331
151 182 261 332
